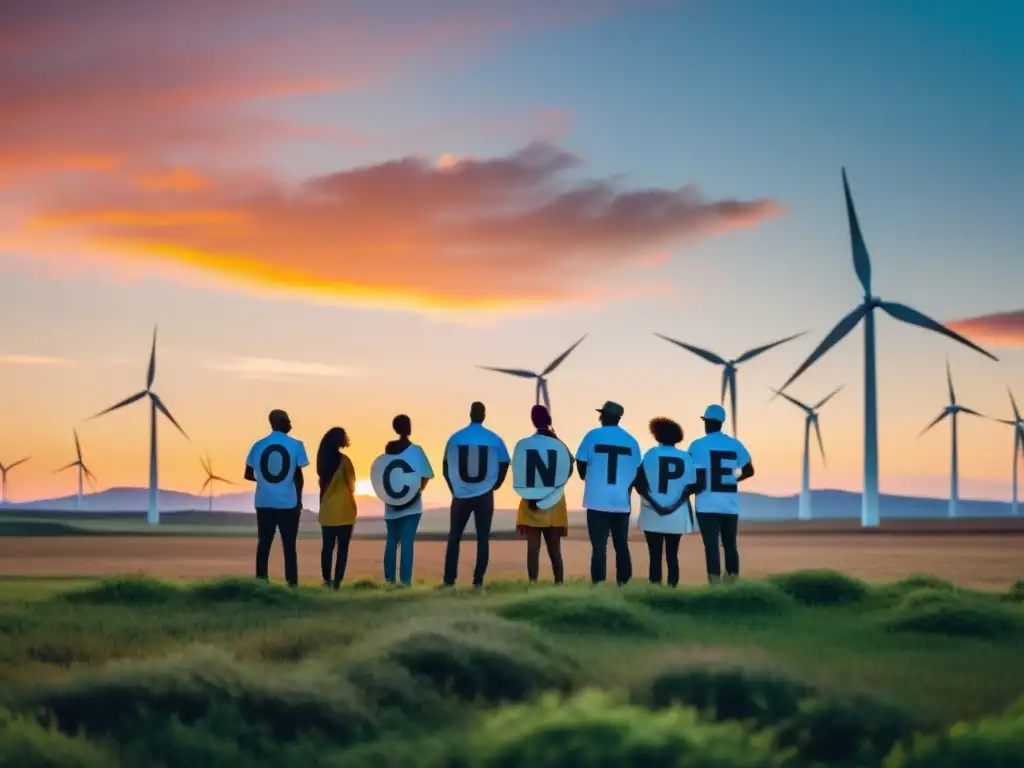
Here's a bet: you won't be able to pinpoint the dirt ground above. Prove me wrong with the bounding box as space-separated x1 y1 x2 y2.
1 524 1021 590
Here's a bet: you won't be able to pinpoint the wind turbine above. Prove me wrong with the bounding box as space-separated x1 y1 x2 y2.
776 169 998 528
0 456 29 504
88 326 189 525
478 334 587 416
54 430 96 510
918 361 984 519
991 388 1024 517
199 453 233 513
769 385 843 520
655 331 806 436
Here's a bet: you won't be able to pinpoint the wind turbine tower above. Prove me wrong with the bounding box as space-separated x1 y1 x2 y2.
89 327 189 525
0 456 30 504
55 431 96 510
992 388 1024 517
769 386 843 520
656 331 805 437
199 453 234 513
478 335 587 417
777 169 997 527
918 361 983 518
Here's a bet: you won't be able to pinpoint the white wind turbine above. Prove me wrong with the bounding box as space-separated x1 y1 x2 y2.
655 331 805 436
991 388 1023 517
918 361 984 519
55 430 96 510
88 327 189 525
769 385 843 520
0 456 30 504
478 335 587 416
777 169 997 528
199 453 233 513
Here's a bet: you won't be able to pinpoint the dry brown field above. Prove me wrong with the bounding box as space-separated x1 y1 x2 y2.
2 519 1021 589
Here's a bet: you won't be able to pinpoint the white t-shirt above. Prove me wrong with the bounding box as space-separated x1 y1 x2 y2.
382 444 434 520
444 423 510 499
687 431 752 516
246 431 309 510
576 425 642 513
637 445 698 534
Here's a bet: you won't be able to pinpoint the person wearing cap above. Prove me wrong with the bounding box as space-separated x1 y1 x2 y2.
244 409 310 587
576 400 642 585
514 404 571 584
441 401 510 588
687 404 755 582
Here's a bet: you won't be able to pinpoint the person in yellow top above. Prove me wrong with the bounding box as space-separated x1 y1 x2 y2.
515 405 569 584
316 427 357 589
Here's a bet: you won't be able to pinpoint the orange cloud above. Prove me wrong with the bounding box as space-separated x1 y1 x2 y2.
29 142 784 309
947 311 1024 347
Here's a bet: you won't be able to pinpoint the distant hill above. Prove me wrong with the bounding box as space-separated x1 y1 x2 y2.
1 485 1016 521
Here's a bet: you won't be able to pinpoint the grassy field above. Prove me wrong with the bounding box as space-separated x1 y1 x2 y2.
0 570 1022 766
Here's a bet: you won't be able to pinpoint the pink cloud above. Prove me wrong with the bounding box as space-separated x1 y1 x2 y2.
947 311 1024 347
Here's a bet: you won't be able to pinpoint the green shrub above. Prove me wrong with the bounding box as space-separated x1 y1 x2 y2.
1007 580 1024 604
187 578 315 607
0 710 110 767
884 699 1024 767
459 690 783 767
496 591 653 636
769 570 869 606
885 592 1022 640
61 577 179 606
631 663 814 728
629 581 794 616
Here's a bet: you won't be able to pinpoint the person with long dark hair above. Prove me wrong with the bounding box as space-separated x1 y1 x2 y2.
316 426 356 589
514 404 570 584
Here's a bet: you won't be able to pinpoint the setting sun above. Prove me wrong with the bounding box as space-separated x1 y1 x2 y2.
354 479 375 496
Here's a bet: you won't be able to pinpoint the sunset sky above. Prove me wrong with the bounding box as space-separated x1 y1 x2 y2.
1 0 1023 509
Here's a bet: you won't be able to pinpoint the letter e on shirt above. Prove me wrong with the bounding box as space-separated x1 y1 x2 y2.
687 432 751 515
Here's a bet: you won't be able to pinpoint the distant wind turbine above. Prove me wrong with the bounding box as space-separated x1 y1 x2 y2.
655 331 806 436
54 430 96 510
776 169 998 528
199 453 234 513
918 361 984 519
769 385 843 520
88 326 189 525
0 456 30 504
991 388 1024 517
478 334 587 416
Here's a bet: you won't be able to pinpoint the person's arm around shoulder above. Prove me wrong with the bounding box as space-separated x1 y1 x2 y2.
736 440 755 483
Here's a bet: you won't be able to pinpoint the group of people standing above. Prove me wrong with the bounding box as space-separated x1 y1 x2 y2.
243 399 754 589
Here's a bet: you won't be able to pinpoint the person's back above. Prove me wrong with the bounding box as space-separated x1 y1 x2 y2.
687 430 751 515
248 430 308 510
577 424 642 513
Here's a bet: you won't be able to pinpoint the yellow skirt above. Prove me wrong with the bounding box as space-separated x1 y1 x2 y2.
516 494 569 537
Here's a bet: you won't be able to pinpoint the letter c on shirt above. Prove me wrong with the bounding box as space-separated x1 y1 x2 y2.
383 459 413 498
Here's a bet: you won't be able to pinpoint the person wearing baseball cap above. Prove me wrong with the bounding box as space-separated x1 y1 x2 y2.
687 403 755 582
576 400 642 585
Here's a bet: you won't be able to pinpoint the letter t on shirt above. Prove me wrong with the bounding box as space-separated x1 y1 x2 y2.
576 425 642 513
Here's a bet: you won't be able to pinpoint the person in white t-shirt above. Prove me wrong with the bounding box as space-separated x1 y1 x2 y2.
687 404 755 582
245 409 310 587
441 401 510 587
634 417 699 587
379 413 434 586
576 400 642 585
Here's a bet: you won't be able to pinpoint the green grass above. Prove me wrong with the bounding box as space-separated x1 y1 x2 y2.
0 571 1022 766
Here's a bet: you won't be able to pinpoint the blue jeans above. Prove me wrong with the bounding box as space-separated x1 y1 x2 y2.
384 513 420 585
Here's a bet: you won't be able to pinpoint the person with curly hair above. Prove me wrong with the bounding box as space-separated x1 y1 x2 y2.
634 416 699 586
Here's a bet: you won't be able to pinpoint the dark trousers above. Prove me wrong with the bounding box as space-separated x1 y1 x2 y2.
525 527 564 584
256 507 300 587
586 509 632 585
645 532 682 586
696 512 739 580
321 525 353 587
444 492 495 586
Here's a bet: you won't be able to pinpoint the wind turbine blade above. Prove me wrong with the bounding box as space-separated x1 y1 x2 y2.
878 302 998 362
959 406 984 418
654 334 726 366
768 387 811 413
1009 387 1021 423
150 393 189 440
918 411 949 437
541 380 551 412
734 331 807 364
720 368 728 405
842 168 872 296
541 334 587 376
90 391 147 419
946 358 956 406
813 418 827 467
84 466 98 483
729 369 738 435
199 453 211 475
201 477 212 493
8 457 30 470
211 475 235 485
778 305 868 392
477 366 538 379
813 385 845 411
147 326 157 389
54 462 78 474
74 429 82 462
